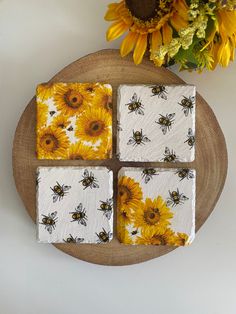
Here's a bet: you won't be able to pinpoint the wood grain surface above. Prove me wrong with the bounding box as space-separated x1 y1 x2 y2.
12 49 227 266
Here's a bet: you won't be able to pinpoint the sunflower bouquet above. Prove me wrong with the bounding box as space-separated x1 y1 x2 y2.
105 0 236 71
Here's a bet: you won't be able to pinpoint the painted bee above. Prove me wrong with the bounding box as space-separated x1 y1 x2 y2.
125 93 144 115
142 168 158 184
162 147 179 162
167 189 189 207
67 125 73 131
178 95 195 116
97 198 113 220
79 169 99 189
185 128 195 149
96 228 112 243
63 234 84 243
131 229 139 236
127 129 151 146
50 182 71 203
175 168 195 181
70 203 87 226
49 110 56 116
40 212 58 234
149 85 167 99
155 113 175 135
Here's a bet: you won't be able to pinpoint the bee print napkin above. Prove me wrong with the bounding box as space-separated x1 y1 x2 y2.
37 167 113 243
117 84 196 162
36 82 112 160
117 167 196 246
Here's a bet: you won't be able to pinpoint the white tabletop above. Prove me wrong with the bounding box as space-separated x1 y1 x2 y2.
0 1 235 313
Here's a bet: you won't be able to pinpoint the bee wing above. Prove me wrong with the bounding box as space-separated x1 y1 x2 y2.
84 169 89 177
137 108 144 115
165 147 170 155
50 211 57 219
127 138 135 145
182 195 189 200
166 200 172 206
142 136 151 142
47 225 53 234
189 171 195 179
107 198 113 205
168 113 175 119
161 94 167 100
53 195 58 203
105 211 112 220
188 128 193 136
92 182 99 188
77 237 84 243
63 185 71 191
131 93 137 102
161 126 167 135
183 109 188 116
144 176 151 184
80 219 87 226
77 203 83 211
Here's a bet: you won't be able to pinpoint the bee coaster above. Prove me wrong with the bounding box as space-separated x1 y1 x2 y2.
117 84 196 162
36 82 112 160
117 167 196 246
36 166 113 243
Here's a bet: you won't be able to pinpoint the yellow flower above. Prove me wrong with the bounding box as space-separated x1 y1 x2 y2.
95 138 112 159
68 142 97 160
75 107 112 144
54 83 92 117
133 196 173 232
93 84 113 113
173 232 189 246
117 225 133 244
118 176 143 211
37 126 69 159
37 102 48 129
51 115 71 130
118 206 133 226
136 228 175 245
36 83 55 101
105 0 189 64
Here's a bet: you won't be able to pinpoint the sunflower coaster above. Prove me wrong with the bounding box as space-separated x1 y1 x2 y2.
36 82 112 160
37 167 113 243
117 167 196 246
117 84 196 162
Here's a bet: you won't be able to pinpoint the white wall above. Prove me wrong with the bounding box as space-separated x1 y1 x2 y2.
0 1 235 313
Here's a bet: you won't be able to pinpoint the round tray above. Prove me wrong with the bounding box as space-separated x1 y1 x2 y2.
12 49 227 266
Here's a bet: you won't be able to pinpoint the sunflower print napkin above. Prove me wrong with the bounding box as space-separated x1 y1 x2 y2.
36 82 112 160
117 167 196 246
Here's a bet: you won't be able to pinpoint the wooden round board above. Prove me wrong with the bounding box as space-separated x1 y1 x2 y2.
12 49 227 266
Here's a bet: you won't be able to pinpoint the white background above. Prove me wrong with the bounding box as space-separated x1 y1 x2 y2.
0 1 235 313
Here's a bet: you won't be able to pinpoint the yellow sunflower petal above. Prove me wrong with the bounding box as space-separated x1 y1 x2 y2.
106 20 129 41
219 39 231 67
162 23 173 45
120 32 138 57
133 33 148 64
104 3 120 21
170 13 187 31
151 30 162 51
173 0 188 19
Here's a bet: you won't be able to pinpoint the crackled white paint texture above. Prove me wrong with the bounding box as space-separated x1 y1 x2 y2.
37 167 113 243
117 85 196 162
118 167 196 246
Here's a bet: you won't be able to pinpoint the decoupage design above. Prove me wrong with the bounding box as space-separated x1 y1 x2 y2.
117 167 196 246
36 82 112 160
37 167 113 243
117 84 196 162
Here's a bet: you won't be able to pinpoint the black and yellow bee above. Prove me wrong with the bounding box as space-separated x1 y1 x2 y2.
149 85 167 99
97 198 113 220
162 147 179 162
70 203 87 226
79 169 99 189
40 212 58 234
185 128 195 149
63 234 84 243
49 110 56 116
50 182 71 203
125 93 144 115
127 129 151 146
142 168 158 184
178 95 195 116
167 189 189 207
96 228 112 243
155 113 175 135
67 125 73 131
175 168 195 181
131 229 138 236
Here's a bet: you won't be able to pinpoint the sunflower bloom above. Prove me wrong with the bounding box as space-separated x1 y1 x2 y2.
93 84 113 113
37 83 55 101
172 232 189 246
37 126 70 159
105 0 189 64
118 176 143 211
51 114 71 130
133 196 173 232
37 102 48 129
117 224 133 244
75 107 112 144
68 142 97 160
136 228 175 245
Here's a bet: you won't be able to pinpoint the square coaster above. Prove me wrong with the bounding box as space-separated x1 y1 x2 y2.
36 82 112 160
37 167 113 243
117 167 195 246
117 84 196 162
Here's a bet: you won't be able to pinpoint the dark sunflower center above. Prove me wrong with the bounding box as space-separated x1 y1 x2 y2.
64 90 83 109
144 207 160 225
41 134 59 152
87 120 105 136
153 234 167 245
